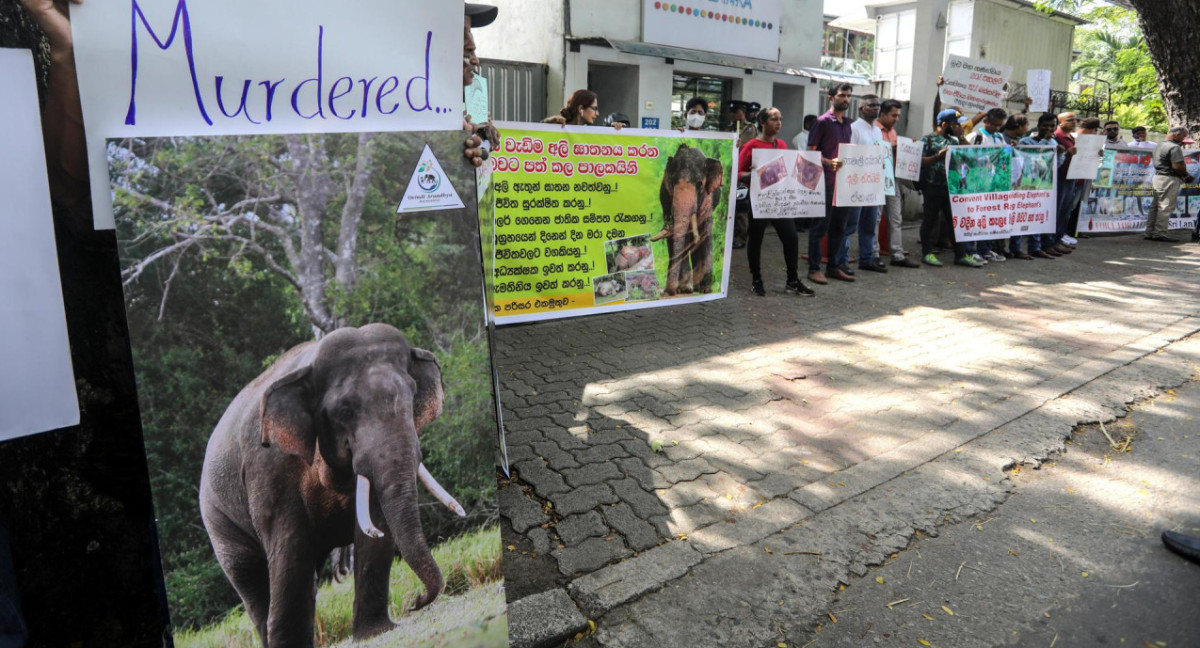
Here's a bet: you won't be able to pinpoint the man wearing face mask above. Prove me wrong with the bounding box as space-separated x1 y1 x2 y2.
684 97 709 131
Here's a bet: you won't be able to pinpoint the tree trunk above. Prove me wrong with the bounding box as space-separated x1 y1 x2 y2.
1128 0 1200 134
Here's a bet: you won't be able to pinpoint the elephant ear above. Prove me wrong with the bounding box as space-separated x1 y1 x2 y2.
410 348 444 433
260 365 316 465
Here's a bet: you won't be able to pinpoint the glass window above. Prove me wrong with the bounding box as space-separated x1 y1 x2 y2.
671 74 731 131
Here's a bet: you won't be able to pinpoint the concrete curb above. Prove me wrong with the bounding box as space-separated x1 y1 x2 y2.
507 588 588 648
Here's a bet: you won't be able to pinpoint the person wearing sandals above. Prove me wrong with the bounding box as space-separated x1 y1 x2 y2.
739 107 814 297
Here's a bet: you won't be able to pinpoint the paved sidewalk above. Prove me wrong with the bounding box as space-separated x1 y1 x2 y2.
495 231 1200 648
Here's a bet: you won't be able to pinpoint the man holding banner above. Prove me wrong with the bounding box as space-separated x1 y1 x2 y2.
1146 126 1195 242
845 94 889 274
919 110 981 268
808 83 856 284
877 100 919 268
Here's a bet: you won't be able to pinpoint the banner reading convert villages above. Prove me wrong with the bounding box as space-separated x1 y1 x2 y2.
1080 146 1200 233
749 149 825 219
947 144 1056 242
487 123 735 325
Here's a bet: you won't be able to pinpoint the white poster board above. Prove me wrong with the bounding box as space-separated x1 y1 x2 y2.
895 136 924 181
1067 134 1107 180
642 0 781 61
0 49 80 441
72 0 464 229
1027 69 1052 113
749 149 826 219
834 144 888 207
940 55 1013 114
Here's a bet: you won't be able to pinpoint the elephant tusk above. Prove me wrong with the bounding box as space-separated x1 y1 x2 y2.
419 463 467 517
355 475 386 538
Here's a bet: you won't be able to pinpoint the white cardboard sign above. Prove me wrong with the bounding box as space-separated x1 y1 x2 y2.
940 55 1013 114
895 136 924 182
72 0 464 229
749 149 826 219
1067 134 1107 180
834 144 888 208
1027 69 1052 113
0 49 81 441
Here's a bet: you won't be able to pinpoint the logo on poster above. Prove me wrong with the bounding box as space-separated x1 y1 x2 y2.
416 160 442 193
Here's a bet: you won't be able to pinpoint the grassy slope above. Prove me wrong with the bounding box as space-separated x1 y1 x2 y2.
176 526 504 648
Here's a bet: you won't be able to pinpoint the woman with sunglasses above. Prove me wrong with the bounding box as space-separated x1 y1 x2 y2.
545 89 624 129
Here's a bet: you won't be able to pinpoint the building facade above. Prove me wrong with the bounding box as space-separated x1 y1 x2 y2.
474 0 869 145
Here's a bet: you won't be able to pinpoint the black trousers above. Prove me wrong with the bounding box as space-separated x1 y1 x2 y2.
920 183 965 259
747 215 800 283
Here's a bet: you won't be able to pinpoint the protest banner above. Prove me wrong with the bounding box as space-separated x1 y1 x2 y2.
0 49 79 441
1067 134 1107 180
1027 69 1052 113
750 149 826 219
834 144 888 207
882 146 897 197
1010 146 1058 238
947 145 1016 242
106 131 502 645
72 0 463 229
486 123 735 324
895 136 924 182
940 55 1013 114
1080 146 1200 233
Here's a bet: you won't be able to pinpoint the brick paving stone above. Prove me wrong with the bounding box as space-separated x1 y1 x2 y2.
614 457 670 491
572 443 631 464
602 503 661 551
552 536 633 575
550 483 620 516
561 461 623 488
609 477 670 519
499 483 549 533
532 441 581 470
513 459 570 498
527 527 552 555
555 511 609 546
656 457 719 484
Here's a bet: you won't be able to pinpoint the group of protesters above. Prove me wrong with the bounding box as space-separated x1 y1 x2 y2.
714 83 1194 297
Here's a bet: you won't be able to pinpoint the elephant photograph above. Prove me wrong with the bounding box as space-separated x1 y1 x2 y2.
107 131 504 647
650 143 728 297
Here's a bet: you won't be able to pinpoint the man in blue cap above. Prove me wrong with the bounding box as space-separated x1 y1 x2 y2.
918 109 981 268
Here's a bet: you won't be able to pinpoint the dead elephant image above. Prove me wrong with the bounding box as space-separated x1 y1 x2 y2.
650 144 725 295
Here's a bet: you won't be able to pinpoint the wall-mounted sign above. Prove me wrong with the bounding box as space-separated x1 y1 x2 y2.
642 0 781 61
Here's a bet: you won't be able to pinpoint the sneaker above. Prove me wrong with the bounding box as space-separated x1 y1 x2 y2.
955 255 984 268
984 250 1006 262
922 253 943 267
752 278 765 296
970 253 988 265
1062 234 1078 245
785 279 816 296
891 256 921 268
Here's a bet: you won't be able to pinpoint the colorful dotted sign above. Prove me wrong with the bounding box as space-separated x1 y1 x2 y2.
651 2 774 29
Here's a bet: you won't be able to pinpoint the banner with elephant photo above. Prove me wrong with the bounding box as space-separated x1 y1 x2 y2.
486 123 736 325
1079 146 1200 233
947 145 1057 242
105 131 505 646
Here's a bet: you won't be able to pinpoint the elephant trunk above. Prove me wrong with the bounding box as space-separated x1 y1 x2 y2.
369 457 443 611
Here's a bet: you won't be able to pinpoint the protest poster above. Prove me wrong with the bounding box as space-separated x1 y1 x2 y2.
106 131 503 645
834 143 888 207
882 146 898 197
1080 146 1200 233
465 74 490 125
72 0 463 229
1067 134 1107 180
486 123 736 324
895 136 924 182
750 149 826 219
0 49 79 441
1027 69 1052 113
940 55 1013 114
1010 146 1058 237
947 145 1016 242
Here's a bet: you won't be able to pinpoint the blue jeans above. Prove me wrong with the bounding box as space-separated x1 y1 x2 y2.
839 206 879 266
825 203 856 273
1010 234 1042 254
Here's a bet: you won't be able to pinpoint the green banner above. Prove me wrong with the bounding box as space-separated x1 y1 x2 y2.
488 123 735 324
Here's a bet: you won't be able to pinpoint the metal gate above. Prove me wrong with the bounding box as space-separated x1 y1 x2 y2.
478 59 547 124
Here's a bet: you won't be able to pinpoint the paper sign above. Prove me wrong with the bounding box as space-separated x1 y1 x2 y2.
940 55 1013 114
882 147 897 197
397 145 467 213
464 74 489 125
72 0 463 229
895 136 924 181
0 49 80 441
834 144 888 207
1067 134 1107 180
749 149 826 219
1027 69 1052 113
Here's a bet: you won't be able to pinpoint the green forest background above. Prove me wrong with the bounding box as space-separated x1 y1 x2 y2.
108 131 499 630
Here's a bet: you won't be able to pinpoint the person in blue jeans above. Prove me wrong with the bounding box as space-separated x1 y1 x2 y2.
1012 113 1061 259
807 83 857 283
841 95 889 274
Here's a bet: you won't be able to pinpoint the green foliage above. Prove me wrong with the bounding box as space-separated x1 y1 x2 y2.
1070 6 1165 132
174 526 503 648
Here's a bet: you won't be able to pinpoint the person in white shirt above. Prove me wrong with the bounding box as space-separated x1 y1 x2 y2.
1130 126 1158 149
791 114 817 151
839 95 889 274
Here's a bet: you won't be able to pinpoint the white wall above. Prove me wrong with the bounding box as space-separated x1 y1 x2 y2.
902 0 951 139
780 0 825 69
472 0 567 118
972 0 1076 106
569 0 641 40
